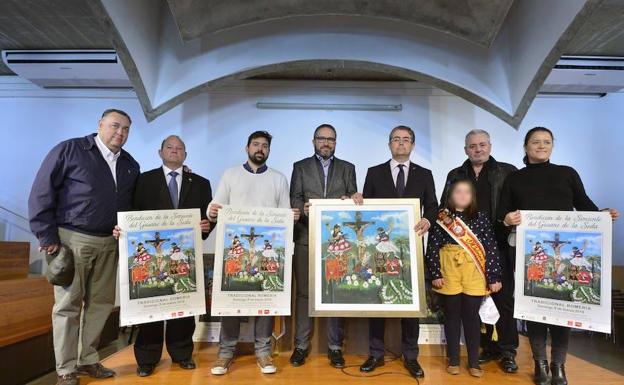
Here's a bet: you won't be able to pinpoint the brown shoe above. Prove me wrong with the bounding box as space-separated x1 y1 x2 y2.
56 373 79 385
76 363 116 378
469 367 484 378
446 365 460 375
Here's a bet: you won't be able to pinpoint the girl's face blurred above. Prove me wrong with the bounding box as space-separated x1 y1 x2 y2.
451 182 473 210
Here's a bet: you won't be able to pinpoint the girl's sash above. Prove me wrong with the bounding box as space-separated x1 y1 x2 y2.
436 209 487 282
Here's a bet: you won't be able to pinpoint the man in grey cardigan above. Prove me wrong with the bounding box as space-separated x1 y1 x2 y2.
289 123 362 368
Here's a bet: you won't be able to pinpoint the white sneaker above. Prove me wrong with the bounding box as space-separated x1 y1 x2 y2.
257 355 277 374
211 357 233 375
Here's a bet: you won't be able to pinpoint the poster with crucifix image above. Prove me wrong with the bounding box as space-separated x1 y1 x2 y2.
117 208 205 326
211 205 294 316
309 199 427 317
514 210 612 333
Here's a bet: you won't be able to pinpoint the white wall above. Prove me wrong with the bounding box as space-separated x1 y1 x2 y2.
2 79 623 265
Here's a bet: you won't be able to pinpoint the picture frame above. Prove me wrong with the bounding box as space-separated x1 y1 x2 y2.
309 198 427 317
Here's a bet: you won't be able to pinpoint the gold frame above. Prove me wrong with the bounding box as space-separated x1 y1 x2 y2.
308 198 427 318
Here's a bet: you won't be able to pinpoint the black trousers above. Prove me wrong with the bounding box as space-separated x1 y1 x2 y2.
481 245 519 356
134 317 196 366
526 321 570 364
369 318 419 360
442 293 483 368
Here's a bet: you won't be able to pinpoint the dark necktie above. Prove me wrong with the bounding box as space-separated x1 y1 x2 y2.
168 171 179 209
396 164 405 197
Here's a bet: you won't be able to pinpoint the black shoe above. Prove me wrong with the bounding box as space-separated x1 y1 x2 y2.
175 359 196 370
478 350 501 364
534 360 551 385
137 364 155 377
359 356 385 373
290 348 308 367
327 349 345 368
550 363 568 385
501 354 519 373
404 359 425 378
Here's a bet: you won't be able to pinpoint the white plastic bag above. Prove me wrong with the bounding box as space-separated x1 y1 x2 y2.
479 295 500 325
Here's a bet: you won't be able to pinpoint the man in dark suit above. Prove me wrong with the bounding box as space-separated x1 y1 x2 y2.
131 135 213 377
289 124 362 368
360 125 438 379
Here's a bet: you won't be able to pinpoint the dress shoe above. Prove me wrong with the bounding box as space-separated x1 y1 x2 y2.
137 365 155 377
478 350 501 364
500 354 518 373
533 360 551 385
328 349 345 368
290 348 308 367
469 366 484 378
359 356 385 372
404 359 425 378
56 373 78 385
174 359 196 370
76 363 116 378
550 363 568 385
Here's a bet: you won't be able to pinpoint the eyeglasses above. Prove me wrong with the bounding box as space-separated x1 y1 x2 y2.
390 137 412 144
315 136 336 144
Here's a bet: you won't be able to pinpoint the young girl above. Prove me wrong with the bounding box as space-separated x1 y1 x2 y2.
426 179 502 378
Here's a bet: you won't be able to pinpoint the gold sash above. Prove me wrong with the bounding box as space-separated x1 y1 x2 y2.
436 209 487 284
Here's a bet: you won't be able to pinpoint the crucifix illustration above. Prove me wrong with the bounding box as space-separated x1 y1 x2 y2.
241 227 264 265
343 211 375 267
145 232 170 256
544 233 571 272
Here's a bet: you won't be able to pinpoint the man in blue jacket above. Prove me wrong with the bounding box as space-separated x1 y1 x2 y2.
28 109 140 385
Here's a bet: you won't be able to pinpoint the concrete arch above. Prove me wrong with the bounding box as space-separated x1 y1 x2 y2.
90 0 596 129
146 59 510 126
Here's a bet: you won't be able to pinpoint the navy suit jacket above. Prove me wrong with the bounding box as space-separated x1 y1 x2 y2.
362 160 438 225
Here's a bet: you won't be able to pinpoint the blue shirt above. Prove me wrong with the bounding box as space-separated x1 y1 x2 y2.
243 162 268 174
315 154 333 196
28 133 140 246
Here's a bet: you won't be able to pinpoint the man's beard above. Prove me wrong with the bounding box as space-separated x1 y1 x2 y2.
315 146 335 160
248 152 267 165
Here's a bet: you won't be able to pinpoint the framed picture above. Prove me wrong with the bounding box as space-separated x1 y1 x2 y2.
514 210 612 333
309 198 427 317
117 208 205 326
211 205 294 316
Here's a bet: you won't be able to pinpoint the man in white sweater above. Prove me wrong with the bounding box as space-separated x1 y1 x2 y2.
207 130 299 375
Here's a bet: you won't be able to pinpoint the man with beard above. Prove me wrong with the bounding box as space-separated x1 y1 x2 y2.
207 130 300 375
439 129 518 373
289 124 362 368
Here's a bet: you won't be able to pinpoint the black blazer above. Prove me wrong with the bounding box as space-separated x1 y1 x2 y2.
133 167 213 239
362 160 438 224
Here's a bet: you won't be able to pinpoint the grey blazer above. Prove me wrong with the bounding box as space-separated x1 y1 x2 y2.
290 155 357 245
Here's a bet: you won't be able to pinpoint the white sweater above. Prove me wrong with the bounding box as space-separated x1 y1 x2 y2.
210 165 291 209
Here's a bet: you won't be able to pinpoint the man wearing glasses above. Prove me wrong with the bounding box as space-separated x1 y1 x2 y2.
289 124 362 368
440 129 518 373
360 125 438 379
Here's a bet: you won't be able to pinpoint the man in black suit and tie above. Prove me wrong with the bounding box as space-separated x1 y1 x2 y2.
360 125 438 379
130 135 213 376
289 124 362 368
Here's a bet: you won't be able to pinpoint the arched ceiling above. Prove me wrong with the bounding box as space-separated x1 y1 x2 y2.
166 0 514 47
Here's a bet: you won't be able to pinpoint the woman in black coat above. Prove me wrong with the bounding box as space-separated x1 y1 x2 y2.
499 126 619 385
